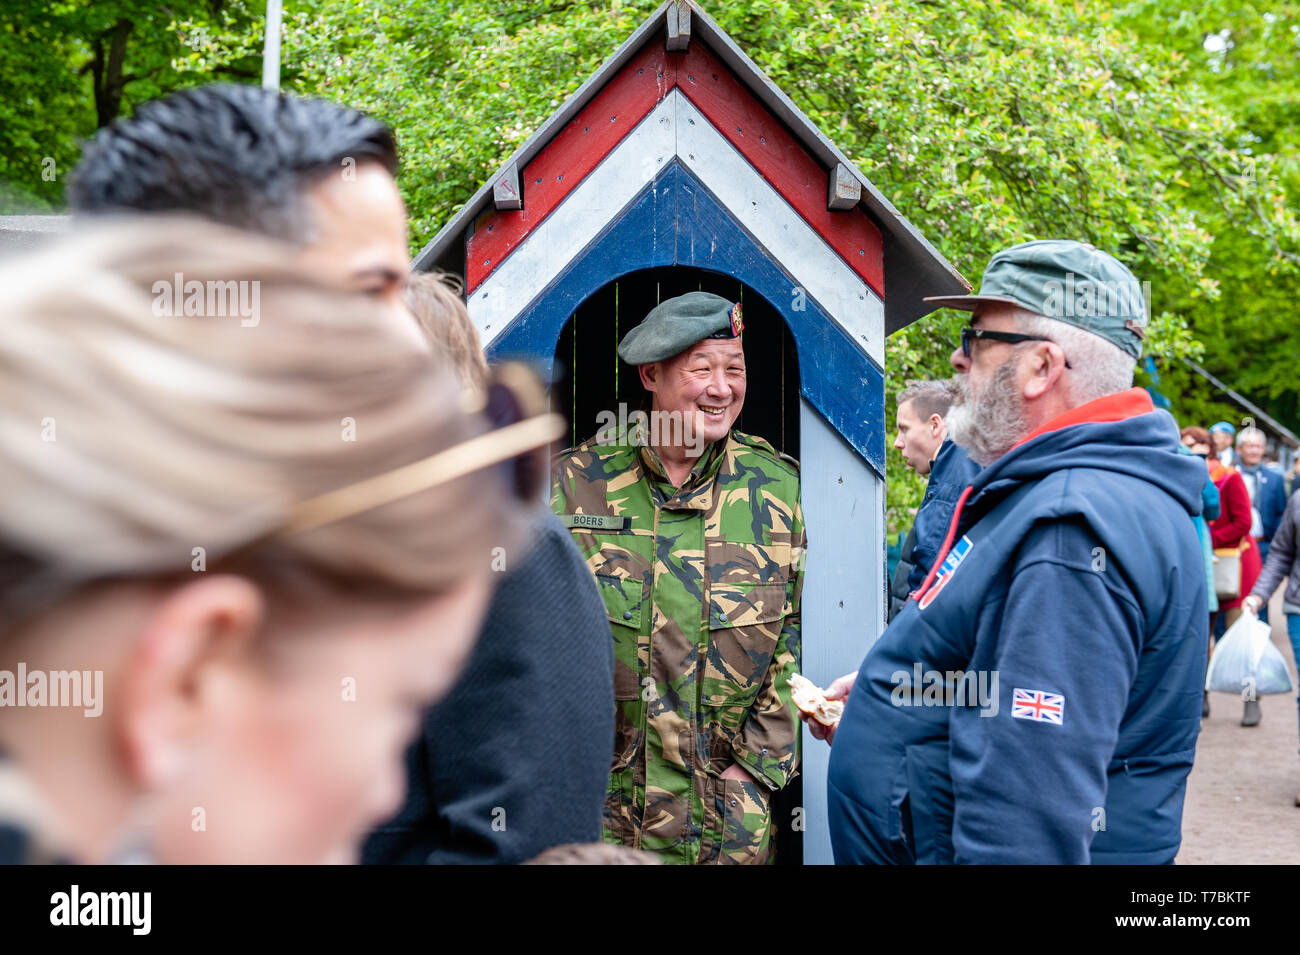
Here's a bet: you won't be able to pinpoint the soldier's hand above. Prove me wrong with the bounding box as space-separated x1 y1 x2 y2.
800 671 857 745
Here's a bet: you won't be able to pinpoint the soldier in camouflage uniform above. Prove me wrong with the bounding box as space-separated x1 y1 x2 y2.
551 292 804 865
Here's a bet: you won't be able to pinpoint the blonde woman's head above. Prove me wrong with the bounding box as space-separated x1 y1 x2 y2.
0 217 539 864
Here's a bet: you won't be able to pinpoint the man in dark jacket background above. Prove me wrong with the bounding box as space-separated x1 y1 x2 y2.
888 380 982 622
821 240 1208 864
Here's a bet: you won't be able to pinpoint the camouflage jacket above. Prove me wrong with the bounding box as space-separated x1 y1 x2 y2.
551 429 804 865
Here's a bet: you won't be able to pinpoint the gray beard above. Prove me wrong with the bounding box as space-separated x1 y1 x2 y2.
946 360 1030 467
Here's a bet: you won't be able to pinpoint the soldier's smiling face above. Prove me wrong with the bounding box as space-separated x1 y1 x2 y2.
640 339 746 451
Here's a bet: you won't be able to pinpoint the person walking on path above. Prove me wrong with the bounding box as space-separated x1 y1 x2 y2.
888 380 981 622
1235 427 1287 568
1208 453 1264 725
1242 493 1300 806
1181 427 1221 718
1210 422 1240 469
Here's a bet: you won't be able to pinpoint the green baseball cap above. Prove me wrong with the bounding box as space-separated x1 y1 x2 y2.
617 291 744 365
924 239 1148 358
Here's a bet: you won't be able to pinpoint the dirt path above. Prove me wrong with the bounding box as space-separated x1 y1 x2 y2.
1176 589 1300 864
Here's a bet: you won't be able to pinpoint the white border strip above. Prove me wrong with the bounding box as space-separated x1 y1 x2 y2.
470 88 885 365
797 395 885 864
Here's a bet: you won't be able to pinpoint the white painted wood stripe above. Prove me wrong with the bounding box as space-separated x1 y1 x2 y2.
470 88 885 366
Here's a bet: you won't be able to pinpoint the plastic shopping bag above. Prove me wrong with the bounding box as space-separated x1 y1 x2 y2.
1206 613 1295 695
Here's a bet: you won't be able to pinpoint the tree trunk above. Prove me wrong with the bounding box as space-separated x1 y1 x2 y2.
91 18 133 128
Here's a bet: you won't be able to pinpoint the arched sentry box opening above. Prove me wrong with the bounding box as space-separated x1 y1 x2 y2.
551 267 799 457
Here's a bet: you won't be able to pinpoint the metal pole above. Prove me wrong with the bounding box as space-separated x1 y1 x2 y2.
262 0 283 91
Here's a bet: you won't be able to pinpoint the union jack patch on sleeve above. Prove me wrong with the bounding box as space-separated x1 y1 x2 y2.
1011 688 1065 725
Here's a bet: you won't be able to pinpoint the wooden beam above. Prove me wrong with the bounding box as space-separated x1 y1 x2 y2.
827 162 861 211
666 2 691 52
1183 359 1300 447
492 162 523 211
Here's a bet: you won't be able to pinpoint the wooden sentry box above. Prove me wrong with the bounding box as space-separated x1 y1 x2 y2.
414 0 969 863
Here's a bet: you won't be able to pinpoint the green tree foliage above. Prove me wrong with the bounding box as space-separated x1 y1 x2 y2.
0 1 262 211
1106 1 1300 439
268 0 1298 528
2 0 1296 525
277 0 652 256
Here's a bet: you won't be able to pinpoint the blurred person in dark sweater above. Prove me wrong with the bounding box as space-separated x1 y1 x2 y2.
362 274 612 863
0 220 548 864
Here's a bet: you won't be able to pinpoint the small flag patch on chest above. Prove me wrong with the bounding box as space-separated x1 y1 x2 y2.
917 534 973 609
1011 688 1065 725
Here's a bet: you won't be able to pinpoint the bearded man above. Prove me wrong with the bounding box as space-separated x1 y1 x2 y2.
816 240 1209 864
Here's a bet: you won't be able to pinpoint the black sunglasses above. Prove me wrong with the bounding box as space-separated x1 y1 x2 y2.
961 326 1073 370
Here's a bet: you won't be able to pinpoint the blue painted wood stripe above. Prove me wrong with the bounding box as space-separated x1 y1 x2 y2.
486 162 886 476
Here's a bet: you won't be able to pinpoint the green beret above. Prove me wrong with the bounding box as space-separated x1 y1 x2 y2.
616 291 744 365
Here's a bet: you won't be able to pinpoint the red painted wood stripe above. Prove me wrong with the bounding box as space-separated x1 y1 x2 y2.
675 43 884 296
466 43 672 291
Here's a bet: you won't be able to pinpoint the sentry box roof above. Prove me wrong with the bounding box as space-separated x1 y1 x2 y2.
413 0 969 338
414 0 967 475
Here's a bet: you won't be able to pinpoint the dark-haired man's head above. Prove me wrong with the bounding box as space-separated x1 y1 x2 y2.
68 83 421 349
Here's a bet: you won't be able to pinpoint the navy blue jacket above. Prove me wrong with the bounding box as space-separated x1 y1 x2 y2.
828 391 1208 864
907 439 983 593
